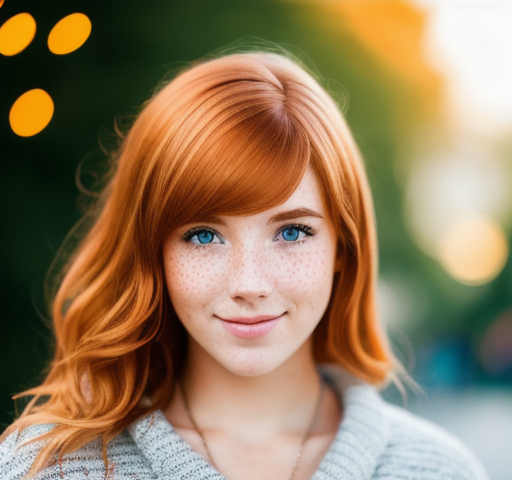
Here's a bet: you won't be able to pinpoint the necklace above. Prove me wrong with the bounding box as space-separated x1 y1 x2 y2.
180 379 325 480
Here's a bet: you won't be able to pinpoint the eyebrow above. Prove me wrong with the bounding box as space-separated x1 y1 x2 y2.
192 215 227 226
268 208 323 224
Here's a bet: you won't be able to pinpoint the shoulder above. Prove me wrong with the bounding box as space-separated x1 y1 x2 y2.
375 402 489 480
0 423 153 480
319 365 489 480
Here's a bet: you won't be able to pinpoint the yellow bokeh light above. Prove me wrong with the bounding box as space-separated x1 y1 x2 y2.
9 89 54 137
48 13 91 55
438 214 509 286
0 13 36 56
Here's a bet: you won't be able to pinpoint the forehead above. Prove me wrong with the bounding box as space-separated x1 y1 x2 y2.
277 165 325 211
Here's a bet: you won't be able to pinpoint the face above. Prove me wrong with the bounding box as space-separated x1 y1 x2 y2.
162 166 338 377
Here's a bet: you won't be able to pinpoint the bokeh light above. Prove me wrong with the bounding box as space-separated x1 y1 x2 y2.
0 13 36 56
419 0 512 138
324 0 441 96
9 89 54 137
404 146 511 260
438 213 509 285
48 13 91 55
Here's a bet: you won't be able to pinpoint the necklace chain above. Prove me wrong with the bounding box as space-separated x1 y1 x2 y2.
180 379 325 480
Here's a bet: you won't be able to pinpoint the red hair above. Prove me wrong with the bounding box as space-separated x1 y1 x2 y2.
3 51 393 473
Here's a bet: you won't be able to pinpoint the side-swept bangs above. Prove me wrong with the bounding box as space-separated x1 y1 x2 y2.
111 54 320 255
146 80 312 236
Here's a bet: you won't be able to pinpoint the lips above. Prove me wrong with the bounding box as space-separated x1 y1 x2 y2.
217 314 283 339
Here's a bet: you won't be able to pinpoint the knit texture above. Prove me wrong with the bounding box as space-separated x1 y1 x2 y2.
0 366 489 479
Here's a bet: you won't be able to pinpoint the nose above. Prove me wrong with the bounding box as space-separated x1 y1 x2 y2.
227 243 273 302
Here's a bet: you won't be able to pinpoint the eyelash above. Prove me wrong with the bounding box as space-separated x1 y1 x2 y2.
182 223 315 246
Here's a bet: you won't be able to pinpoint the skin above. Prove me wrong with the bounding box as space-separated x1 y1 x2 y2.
162 166 342 480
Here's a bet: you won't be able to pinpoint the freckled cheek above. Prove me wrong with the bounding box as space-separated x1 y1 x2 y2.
271 248 334 293
164 254 223 304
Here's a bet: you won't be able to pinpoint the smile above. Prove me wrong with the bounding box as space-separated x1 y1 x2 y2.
217 314 283 339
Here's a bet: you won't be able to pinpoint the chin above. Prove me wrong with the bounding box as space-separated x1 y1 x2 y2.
216 342 309 378
216 349 285 378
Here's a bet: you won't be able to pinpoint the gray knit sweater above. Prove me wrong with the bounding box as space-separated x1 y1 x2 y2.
0 366 489 479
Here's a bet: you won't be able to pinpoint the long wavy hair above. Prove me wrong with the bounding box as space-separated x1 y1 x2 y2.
3 51 393 473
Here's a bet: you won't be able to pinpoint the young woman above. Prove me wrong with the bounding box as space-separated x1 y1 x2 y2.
1 51 488 480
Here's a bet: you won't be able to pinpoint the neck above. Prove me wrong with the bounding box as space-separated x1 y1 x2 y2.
174 338 321 441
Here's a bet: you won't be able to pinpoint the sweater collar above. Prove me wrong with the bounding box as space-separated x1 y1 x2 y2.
128 366 388 480
128 408 224 479
312 365 388 479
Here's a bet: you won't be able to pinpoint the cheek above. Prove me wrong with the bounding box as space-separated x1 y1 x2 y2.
164 249 221 308
272 245 335 299
274 247 334 319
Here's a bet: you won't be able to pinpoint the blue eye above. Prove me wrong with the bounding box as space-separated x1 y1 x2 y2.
282 227 300 241
196 231 214 244
183 228 223 245
276 224 313 242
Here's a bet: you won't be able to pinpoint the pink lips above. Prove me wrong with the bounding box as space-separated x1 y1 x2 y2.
218 314 282 339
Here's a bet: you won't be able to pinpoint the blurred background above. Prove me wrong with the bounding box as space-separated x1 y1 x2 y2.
1 0 511 477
